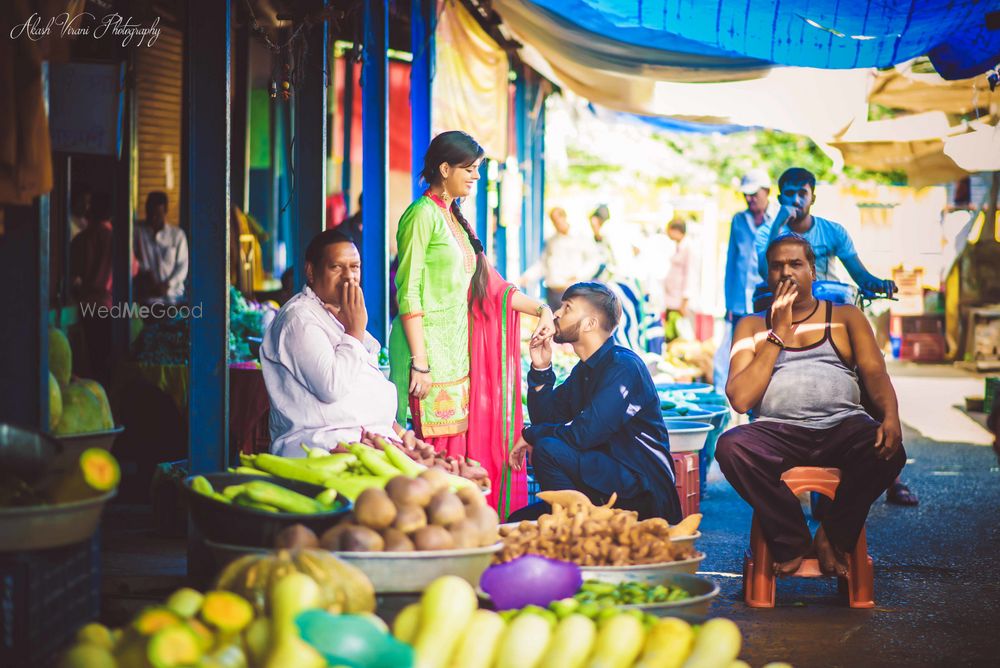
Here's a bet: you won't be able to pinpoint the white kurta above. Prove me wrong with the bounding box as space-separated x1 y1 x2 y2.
260 285 396 457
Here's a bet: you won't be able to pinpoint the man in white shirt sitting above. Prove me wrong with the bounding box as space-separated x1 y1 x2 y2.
135 191 189 304
261 229 410 457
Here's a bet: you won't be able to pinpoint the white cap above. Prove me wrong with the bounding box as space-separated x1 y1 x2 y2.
739 170 770 195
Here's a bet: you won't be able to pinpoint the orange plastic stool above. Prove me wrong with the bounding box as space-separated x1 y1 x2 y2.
742 467 875 608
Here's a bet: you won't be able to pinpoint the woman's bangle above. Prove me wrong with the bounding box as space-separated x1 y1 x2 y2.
410 361 431 374
535 303 551 316
766 330 785 349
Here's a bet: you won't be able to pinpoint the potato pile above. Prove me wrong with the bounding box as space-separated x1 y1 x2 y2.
497 490 702 566
276 470 500 553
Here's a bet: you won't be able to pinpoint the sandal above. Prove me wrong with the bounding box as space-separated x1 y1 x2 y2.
886 481 919 506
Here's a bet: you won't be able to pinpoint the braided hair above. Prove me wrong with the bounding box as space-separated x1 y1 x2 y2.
421 131 488 306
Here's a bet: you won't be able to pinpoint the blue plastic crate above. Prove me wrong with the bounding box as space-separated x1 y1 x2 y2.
0 534 101 668
526 465 540 506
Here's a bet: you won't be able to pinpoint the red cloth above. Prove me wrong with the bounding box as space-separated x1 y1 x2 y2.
467 264 527 519
70 219 113 307
408 263 527 518
229 367 271 455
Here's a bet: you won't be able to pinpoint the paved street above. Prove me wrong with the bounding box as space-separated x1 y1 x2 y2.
701 363 999 667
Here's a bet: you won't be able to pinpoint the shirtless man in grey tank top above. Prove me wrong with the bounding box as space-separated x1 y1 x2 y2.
718 234 905 577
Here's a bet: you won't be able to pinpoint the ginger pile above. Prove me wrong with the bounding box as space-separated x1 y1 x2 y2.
497 490 702 566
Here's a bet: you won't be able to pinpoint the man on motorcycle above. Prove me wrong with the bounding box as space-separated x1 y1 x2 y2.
755 167 896 296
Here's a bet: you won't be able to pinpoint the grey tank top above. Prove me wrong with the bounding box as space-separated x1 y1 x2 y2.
754 301 867 429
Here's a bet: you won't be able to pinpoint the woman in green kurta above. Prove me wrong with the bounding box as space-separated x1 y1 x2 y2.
388 192 476 440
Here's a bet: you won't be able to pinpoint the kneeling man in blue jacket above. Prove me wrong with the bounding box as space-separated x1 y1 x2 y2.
508 282 682 523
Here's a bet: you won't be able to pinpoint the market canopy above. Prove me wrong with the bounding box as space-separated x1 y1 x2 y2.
507 0 1000 81
828 112 973 187
869 64 997 115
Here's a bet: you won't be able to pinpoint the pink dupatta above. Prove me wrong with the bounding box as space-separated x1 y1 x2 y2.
467 263 527 519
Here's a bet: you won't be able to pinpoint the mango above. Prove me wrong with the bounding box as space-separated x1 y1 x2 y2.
55 381 106 435
49 327 72 387
77 378 114 429
49 372 62 431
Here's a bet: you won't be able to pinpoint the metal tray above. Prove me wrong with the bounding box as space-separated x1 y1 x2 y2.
334 543 503 593
580 552 706 582
0 490 115 552
202 540 503 594
612 572 719 621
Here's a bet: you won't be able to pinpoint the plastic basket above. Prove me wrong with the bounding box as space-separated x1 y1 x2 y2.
671 452 700 518
0 534 101 668
526 465 540 506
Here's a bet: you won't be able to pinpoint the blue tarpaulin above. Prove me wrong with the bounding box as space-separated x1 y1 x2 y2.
526 0 1000 80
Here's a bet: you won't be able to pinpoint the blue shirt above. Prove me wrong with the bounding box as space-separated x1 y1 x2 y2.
755 215 857 282
523 337 680 518
724 205 776 315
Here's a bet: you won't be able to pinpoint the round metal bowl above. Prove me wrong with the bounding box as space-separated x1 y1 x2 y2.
334 543 504 593
202 540 504 594
656 382 713 394
53 425 124 472
0 422 63 482
0 490 115 552
665 420 713 453
613 572 719 621
580 551 706 583
182 473 352 548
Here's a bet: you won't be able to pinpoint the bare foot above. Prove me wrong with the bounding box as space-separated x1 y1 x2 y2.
774 555 803 575
813 526 848 576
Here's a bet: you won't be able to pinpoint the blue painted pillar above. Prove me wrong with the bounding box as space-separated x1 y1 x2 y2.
515 67 529 276
411 0 434 201
186 0 231 474
341 55 354 210
531 91 546 269
476 160 489 247
294 0 329 291
362 0 389 345
112 59 133 363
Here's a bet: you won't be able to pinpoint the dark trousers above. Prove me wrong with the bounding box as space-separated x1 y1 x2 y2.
715 413 905 562
510 436 657 521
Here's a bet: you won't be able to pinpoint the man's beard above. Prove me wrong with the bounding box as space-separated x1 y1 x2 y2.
553 319 581 344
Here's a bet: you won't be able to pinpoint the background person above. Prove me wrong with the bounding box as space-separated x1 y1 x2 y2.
662 217 698 341
135 191 188 305
519 206 601 311
715 170 777 388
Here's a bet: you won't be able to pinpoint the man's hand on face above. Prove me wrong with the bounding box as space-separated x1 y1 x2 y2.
770 277 798 340
528 332 553 370
324 278 368 341
508 435 532 470
874 415 902 461
776 203 800 226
